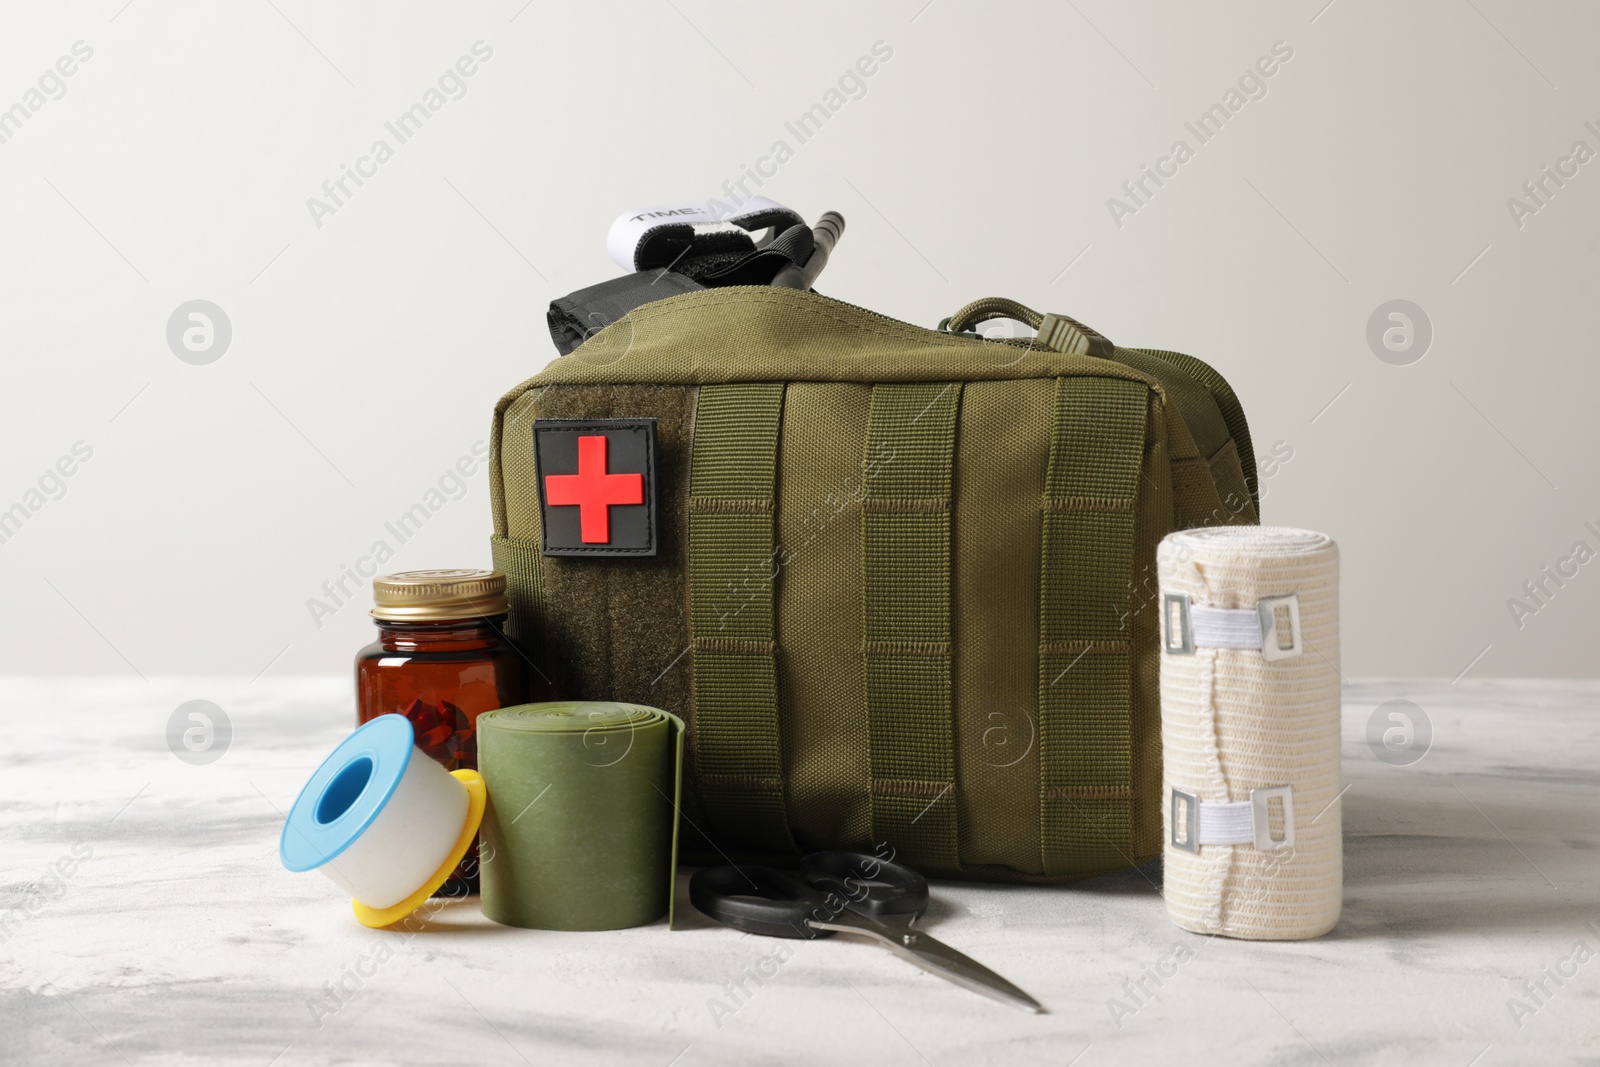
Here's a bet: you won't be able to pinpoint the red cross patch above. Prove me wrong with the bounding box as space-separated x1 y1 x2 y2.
533 418 657 557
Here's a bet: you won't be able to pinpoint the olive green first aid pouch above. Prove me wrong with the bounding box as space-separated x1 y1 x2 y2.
488 287 1258 881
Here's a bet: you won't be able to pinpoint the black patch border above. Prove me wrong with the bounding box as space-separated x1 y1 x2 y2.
533 417 658 558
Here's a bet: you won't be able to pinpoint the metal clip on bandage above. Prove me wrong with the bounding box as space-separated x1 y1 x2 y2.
1169 784 1296 854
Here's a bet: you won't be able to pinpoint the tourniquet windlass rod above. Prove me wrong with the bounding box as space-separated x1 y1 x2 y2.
770 211 845 290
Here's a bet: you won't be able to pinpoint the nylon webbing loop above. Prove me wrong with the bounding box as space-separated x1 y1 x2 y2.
944 297 1116 359
686 383 798 852
1038 376 1149 875
861 382 962 870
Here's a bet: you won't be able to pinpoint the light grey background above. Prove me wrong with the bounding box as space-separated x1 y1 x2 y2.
2 0 1596 681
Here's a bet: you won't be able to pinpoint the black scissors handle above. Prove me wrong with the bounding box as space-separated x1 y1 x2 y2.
800 850 928 920
688 865 831 940
689 850 929 939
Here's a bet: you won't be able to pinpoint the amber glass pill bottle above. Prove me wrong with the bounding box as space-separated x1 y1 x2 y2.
355 568 547 895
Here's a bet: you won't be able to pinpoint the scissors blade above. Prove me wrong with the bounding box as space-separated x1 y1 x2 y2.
810 915 1045 1014
887 929 1046 1014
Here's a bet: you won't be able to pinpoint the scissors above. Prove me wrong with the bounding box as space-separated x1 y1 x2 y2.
689 849 1044 1014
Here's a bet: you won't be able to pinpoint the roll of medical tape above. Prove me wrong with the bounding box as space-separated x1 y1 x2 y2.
280 714 484 926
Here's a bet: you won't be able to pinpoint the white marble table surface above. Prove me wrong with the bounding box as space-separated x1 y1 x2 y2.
2 677 1597 1066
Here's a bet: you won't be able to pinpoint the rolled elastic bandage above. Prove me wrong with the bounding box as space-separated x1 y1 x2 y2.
1159 526 1343 940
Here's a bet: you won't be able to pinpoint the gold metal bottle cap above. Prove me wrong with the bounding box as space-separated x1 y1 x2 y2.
370 569 509 622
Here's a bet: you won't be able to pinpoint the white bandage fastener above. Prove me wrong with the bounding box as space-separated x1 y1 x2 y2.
1170 785 1296 853
1162 592 1303 662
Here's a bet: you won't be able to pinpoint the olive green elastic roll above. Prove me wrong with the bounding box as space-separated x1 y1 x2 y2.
477 702 684 931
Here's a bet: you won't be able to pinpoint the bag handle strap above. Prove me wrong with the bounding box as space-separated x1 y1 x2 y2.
942 297 1116 359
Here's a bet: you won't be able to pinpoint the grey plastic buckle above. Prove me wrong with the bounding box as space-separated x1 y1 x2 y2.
1170 787 1199 853
1163 594 1194 655
1250 785 1295 850
1256 594 1303 662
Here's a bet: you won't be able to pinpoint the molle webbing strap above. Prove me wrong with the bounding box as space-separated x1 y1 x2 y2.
686 383 797 852
490 534 544 648
1038 376 1148 876
861 382 962 870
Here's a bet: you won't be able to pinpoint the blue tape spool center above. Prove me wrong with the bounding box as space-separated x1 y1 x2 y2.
317 757 374 824
280 714 415 874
